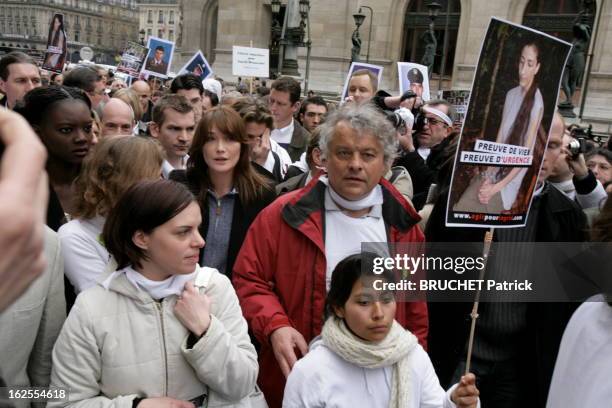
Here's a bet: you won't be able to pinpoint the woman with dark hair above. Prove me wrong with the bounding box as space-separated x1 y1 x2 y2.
284 252 480 407
171 106 276 278
49 179 260 407
454 41 544 213
14 85 94 229
43 14 66 71
58 136 163 294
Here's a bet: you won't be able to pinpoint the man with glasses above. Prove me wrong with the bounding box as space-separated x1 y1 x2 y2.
63 66 108 109
395 99 456 209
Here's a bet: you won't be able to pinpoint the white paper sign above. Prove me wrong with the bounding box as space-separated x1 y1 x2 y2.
232 46 269 78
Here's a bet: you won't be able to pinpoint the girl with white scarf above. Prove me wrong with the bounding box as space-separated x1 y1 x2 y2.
283 253 479 408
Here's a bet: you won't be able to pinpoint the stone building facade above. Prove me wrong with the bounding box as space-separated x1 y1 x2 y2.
138 0 182 46
181 0 612 131
0 0 139 65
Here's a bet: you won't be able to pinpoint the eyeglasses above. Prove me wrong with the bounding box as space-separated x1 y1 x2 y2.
424 116 448 128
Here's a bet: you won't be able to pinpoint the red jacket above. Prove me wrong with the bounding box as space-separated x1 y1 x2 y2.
233 177 428 408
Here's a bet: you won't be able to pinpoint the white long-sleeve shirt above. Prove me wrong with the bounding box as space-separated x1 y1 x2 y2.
58 216 110 293
283 338 466 408
547 295 612 408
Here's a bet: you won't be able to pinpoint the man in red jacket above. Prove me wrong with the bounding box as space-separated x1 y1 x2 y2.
233 103 428 408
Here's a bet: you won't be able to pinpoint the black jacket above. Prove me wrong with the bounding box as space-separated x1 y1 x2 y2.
285 121 310 162
170 169 277 279
425 183 587 407
394 137 452 210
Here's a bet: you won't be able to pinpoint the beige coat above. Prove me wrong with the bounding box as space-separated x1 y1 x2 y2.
0 227 66 408
49 268 258 408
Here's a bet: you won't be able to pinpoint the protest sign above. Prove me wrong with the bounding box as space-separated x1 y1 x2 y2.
232 46 269 78
142 37 175 79
178 50 213 81
440 90 470 126
341 62 384 102
116 41 149 78
42 13 68 73
398 62 430 101
446 18 571 228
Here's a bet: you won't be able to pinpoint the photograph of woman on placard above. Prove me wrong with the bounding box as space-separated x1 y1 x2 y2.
453 41 544 214
43 14 67 72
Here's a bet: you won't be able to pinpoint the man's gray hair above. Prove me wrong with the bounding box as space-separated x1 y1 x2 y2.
318 103 397 167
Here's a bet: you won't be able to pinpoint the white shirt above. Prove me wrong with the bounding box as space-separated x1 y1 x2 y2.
547 295 612 408
262 139 293 178
161 155 189 179
271 118 295 146
498 86 544 210
323 189 387 292
284 337 463 408
58 216 110 293
417 147 431 161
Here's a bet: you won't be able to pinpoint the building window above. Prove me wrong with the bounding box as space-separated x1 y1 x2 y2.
147 10 152 23
169 29 174 41
169 10 174 24
74 30 79 42
401 0 461 77
522 0 595 43
158 29 162 38
158 10 163 24
147 28 152 37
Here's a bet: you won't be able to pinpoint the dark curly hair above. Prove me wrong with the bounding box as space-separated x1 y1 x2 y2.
14 85 91 127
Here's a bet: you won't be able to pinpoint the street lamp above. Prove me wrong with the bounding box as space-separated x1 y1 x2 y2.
421 1 441 79
358 6 373 63
353 11 365 28
299 0 309 15
351 11 365 63
427 1 441 20
139 29 145 45
271 0 281 14
299 0 312 95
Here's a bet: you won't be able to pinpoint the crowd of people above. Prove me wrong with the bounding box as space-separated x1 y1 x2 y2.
0 48 611 408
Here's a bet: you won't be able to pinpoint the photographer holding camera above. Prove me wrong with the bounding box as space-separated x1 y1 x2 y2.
548 120 608 213
394 100 457 210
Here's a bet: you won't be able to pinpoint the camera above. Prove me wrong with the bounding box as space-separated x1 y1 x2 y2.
384 108 414 136
412 110 426 134
567 124 594 157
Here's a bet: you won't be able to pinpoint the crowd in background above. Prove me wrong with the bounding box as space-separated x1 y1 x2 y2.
0 49 611 408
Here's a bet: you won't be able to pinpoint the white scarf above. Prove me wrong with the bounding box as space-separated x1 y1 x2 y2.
103 265 197 300
321 318 417 408
321 176 384 211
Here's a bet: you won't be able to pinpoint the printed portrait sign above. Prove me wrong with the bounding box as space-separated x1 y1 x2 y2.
42 13 68 73
398 62 430 101
178 51 213 81
341 62 384 102
142 36 175 79
446 18 572 228
116 41 149 77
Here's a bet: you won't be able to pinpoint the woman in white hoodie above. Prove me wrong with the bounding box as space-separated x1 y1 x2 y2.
50 179 261 408
283 252 479 408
